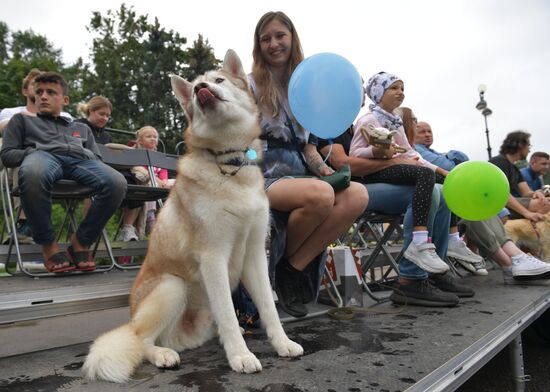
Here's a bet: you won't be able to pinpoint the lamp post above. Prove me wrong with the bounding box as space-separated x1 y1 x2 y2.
475 84 493 160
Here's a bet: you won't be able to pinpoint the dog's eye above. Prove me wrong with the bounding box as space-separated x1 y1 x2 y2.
215 78 225 84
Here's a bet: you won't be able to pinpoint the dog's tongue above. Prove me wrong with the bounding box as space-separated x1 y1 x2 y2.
197 88 216 106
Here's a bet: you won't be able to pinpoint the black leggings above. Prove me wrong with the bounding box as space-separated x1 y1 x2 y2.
435 172 458 227
363 165 435 227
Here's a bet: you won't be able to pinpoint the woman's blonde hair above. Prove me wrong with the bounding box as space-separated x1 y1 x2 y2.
251 11 304 117
77 96 112 117
135 126 158 150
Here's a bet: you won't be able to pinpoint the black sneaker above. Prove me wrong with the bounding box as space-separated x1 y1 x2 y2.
429 272 475 298
275 259 308 318
2 220 34 245
390 279 459 307
16 221 34 244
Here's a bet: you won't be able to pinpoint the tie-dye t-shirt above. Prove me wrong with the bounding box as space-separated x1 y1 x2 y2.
248 75 317 188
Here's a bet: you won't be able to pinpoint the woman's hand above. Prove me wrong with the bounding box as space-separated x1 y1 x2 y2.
390 157 422 166
525 210 544 223
319 165 335 176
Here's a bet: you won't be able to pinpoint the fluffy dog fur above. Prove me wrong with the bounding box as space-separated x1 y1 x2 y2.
83 49 303 383
505 212 550 261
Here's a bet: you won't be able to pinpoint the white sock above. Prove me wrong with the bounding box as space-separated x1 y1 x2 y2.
412 230 429 245
448 232 460 243
502 266 513 273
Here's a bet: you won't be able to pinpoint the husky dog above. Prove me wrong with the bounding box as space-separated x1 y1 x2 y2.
83 49 303 383
505 212 550 261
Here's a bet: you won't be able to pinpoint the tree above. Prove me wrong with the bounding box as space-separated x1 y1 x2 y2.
183 34 221 82
0 21 87 112
83 4 220 152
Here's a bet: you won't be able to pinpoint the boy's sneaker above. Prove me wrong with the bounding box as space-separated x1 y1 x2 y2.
447 240 488 275
511 254 550 280
429 272 475 297
118 224 139 242
390 279 459 307
404 242 450 274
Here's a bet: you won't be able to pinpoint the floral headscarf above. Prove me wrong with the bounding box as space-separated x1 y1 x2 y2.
365 71 404 130
365 71 402 104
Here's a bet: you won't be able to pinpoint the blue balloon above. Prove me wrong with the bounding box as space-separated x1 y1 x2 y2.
288 53 363 139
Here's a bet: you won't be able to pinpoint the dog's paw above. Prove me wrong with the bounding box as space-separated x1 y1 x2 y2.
228 352 262 373
151 347 181 369
272 338 304 358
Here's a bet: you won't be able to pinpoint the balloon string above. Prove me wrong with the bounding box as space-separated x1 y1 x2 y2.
323 139 333 164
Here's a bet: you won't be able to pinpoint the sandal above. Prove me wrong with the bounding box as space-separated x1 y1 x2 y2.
67 245 96 271
44 252 76 273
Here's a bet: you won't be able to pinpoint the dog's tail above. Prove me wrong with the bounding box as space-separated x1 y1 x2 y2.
83 324 144 383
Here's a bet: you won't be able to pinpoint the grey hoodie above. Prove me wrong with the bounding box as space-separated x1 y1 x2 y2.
0 113 101 168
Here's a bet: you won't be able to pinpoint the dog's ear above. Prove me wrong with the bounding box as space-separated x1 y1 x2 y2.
222 49 246 80
171 75 193 105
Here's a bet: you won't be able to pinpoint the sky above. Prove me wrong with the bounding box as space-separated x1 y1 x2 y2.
2 0 550 161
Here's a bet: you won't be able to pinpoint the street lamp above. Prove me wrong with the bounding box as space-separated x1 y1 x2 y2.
475 84 493 160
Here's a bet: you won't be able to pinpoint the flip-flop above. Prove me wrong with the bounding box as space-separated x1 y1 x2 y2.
44 252 76 273
67 245 96 271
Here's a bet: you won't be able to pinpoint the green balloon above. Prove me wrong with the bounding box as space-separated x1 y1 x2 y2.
443 161 510 221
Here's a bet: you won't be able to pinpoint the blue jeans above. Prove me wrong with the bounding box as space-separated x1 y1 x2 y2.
364 183 451 280
18 151 127 246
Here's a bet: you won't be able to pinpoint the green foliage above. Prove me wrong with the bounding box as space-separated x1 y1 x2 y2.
0 4 221 237
83 4 220 152
0 21 87 112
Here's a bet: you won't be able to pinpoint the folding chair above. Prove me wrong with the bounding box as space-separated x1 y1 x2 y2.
339 211 404 302
145 149 178 209
0 169 116 277
98 145 175 269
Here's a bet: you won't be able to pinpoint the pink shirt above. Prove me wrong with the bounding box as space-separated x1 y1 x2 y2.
349 112 437 171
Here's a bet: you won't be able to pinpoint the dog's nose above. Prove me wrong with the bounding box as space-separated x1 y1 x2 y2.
194 82 209 94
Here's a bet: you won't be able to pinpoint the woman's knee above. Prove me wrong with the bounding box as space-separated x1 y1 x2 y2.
339 182 369 215
302 180 335 210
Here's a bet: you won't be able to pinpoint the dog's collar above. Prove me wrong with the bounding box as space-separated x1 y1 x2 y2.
531 222 541 240
206 148 258 176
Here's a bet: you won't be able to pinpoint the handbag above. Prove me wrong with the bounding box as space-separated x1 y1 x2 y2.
284 111 351 191
319 164 351 191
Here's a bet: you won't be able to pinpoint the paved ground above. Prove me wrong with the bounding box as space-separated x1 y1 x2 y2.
0 271 549 391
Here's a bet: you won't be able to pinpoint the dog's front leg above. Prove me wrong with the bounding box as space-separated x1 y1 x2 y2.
241 227 304 358
199 252 262 373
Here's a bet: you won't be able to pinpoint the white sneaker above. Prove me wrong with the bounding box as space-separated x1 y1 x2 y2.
511 254 550 280
503 268 550 285
447 240 488 275
404 242 450 274
118 224 139 242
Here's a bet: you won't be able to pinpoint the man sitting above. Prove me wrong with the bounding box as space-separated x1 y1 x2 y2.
490 131 549 220
0 72 127 273
414 121 469 171
520 151 549 193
